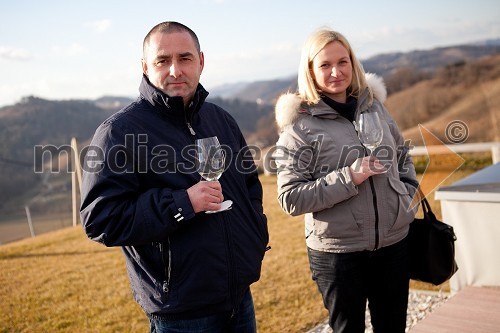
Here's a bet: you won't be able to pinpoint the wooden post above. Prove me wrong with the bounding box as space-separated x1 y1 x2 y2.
72 163 78 227
491 146 500 164
71 137 82 189
25 205 35 237
70 137 81 227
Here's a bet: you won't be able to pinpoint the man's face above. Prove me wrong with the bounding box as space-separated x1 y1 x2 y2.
142 31 204 108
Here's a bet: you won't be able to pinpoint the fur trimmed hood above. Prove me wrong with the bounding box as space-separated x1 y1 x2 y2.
275 73 387 129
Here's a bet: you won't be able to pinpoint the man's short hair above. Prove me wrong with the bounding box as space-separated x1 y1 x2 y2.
143 21 201 59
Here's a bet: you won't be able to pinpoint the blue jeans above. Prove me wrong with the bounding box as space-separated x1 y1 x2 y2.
308 237 409 333
149 289 256 333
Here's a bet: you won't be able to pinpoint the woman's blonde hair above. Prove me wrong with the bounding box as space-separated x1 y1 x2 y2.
298 28 372 105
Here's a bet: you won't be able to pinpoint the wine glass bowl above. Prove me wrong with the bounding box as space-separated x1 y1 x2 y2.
195 136 232 213
358 112 383 153
195 137 225 181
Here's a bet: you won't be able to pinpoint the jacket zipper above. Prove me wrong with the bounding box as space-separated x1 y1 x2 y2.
159 238 172 293
187 121 196 135
368 177 380 250
186 102 196 136
353 118 380 250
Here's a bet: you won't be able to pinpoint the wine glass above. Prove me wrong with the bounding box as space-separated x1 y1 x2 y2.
195 136 232 213
358 112 383 154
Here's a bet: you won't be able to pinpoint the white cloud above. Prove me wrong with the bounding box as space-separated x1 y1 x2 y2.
202 42 301 88
51 43 88 57
84 19 111 33
0 46 30 61
352 18 500 59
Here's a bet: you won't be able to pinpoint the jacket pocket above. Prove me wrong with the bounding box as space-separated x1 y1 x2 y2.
312 198 362 238
131 242 178 306
254 209 269 249
386 177 416 232
158 240 172 294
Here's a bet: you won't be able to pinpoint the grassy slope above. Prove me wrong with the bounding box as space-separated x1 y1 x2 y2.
386 54 500 145
1 172 471 332
0 228 145 333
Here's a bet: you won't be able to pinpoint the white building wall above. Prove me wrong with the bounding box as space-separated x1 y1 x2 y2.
439 199 500 294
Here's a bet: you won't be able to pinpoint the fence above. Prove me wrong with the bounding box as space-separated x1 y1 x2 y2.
410 142 500 164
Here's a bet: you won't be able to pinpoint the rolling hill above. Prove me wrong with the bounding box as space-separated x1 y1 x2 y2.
387 54 500 145
210 39 500 104
0 41 499 223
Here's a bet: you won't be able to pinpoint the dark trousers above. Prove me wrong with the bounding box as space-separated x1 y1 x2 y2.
308 237 409 333
149 289 256 333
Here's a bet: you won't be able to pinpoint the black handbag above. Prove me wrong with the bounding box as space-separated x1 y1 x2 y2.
400 177 458 285
408 191 459 285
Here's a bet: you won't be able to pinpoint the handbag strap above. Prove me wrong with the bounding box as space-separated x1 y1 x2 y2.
401 177 457 240
400 176 436 220
421 196 437 221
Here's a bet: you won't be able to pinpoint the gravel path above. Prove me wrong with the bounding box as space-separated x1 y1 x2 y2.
307 289 451 333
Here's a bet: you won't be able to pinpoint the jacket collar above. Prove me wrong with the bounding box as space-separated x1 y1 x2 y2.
309 88 369 119
139 74 209 116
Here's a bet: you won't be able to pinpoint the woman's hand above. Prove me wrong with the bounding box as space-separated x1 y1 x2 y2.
349 156 387 186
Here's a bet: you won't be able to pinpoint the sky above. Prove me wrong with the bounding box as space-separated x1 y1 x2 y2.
0 0 499 107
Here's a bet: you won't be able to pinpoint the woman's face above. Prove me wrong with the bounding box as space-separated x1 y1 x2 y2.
311 41 353 103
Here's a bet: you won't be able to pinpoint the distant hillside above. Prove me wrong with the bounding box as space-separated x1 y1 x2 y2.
207 82 251 99
0 97 118 211
362 40 500 77
387 54 500 145
240 47 500 148
94 96 134 110
0 39 499 220
206 97 274 146
210 40 500 104
229 77 297 104
0 94 273 214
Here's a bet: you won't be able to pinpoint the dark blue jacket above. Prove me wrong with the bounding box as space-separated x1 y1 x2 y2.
80 76 269 319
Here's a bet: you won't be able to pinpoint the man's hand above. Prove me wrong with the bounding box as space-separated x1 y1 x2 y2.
187 181 224 213
349 156 387 186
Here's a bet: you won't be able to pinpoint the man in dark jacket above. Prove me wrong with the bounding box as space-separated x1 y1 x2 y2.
80 21 269 333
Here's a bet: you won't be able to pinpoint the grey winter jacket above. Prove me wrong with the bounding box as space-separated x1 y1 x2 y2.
274 74 418 253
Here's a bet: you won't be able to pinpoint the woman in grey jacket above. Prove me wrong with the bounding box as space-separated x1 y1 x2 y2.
274 28 418 333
